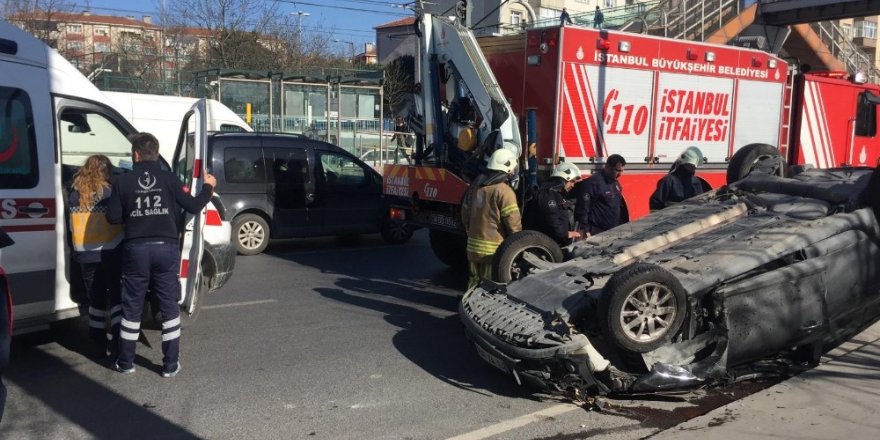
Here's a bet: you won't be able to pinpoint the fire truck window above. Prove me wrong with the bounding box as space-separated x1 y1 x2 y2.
0 86 38 189
856 92 877 137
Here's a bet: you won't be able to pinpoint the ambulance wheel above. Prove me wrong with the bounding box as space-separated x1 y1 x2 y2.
727 144 784 184
180 275 207 328
429 229 467 270
600 263 687 353
233 214 270 255
491 231 563 283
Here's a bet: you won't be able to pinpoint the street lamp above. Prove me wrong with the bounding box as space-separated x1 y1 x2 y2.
334 39 355 64
291 11 310 39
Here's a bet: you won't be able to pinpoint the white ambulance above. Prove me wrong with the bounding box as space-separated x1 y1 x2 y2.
0 19 223 333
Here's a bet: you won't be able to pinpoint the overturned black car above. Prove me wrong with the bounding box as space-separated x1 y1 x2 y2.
459 166 880 395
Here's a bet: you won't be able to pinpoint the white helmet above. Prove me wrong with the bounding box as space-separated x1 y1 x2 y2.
551 162 582 182
679 146 703 167
487 148 518 173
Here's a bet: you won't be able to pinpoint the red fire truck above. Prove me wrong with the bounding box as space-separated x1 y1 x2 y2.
384 13 880 267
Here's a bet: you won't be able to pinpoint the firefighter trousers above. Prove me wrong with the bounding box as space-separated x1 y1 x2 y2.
117 242 182 371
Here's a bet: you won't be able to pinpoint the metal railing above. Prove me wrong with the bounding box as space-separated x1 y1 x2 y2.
812 20 880 82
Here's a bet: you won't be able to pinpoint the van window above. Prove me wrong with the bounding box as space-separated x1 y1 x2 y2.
318 151 368 187
59 109 132 168
224 147 266 184
0 87 39 188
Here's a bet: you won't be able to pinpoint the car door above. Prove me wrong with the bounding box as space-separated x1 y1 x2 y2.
311 148 382 234
260 138 314 236
172 99 208 316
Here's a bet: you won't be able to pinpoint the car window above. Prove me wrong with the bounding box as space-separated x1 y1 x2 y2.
0 86 38 189
318 151 367 186
268 148 309 184
224 147 266 184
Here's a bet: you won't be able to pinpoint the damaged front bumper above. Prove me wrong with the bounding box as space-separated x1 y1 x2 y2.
459 286 613 395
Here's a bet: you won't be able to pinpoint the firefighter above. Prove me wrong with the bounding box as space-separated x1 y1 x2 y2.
574 154 627 237
649 146 705 211
461 148 522 290
107 133 216 377
524 162 583 246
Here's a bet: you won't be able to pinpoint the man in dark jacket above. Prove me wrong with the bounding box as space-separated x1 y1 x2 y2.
525 162 583 246
107 132 216 377
574 154 628 237
649 146 705 211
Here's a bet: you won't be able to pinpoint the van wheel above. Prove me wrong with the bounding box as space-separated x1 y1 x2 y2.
727 144 784 184
233 214 270 255
380 219 413 244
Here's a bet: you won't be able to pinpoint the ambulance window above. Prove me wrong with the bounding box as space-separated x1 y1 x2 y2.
856 92 878 137
59 109 132 168
0 86 39 189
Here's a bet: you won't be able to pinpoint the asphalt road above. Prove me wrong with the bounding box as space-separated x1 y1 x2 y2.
0 231 779 440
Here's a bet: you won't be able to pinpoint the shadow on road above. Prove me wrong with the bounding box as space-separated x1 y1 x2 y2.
2 323 200 439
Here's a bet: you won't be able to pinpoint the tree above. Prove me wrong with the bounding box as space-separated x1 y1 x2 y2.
383 55 415 117
2 0 76 49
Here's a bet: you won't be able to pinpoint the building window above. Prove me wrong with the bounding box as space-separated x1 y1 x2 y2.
94 25 109 36
67 41 84 51
94 42 110 53
511 11 523 26
605 0 616 7
856 21 877 39
66 23 82 33
841 23 852 38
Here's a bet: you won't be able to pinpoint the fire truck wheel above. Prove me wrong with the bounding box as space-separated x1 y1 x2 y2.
727 143 784 184
491 231 563 283
600 263 687 353
429 229 467 270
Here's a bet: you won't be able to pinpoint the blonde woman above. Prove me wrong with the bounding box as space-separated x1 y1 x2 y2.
69 155 124 359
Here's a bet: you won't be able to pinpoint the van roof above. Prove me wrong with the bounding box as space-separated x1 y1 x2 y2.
207 132 349 152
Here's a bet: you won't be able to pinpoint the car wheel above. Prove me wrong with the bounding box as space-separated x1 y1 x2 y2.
600 263 687 353
380 219 413 244
726 143 785 184
233 214 270 255
429 229 467 270
491 230 563 283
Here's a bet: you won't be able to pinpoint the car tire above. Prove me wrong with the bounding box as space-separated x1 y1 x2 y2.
233 214 270 256
726 143 784 184
429 229 467 270
491 230 563 283
600 263 687 353
380 219 413 244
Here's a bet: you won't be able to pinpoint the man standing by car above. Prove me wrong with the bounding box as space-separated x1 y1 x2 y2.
525 162 582 246
107 133 216 377
574 154 628 237
461 149 522 290
649 146 706 212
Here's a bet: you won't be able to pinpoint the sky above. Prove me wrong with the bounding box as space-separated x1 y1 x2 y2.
67 0 415 53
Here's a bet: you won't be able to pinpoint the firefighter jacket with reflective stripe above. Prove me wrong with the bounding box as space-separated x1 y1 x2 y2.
69 187 123 263
461 173 522 264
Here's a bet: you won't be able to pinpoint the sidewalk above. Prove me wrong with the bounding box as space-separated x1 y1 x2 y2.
653 321 880 439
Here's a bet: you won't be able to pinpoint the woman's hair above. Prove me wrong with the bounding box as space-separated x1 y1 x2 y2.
72 155 112 209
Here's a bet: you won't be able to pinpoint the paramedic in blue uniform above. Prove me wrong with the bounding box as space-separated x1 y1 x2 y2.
107 132 216 377
574 154 628 237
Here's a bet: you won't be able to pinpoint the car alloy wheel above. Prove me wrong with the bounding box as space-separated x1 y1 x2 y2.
239 221 265 250
232 214 270 255
618 281 678 345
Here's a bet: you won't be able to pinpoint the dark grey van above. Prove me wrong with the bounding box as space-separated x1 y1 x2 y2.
208 133 412 255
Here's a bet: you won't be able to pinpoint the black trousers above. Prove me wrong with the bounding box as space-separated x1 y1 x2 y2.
117 242 181 371
80 250 122 350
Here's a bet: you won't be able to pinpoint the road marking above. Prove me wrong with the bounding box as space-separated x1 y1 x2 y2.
445 403 581 440
202 299 277 310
